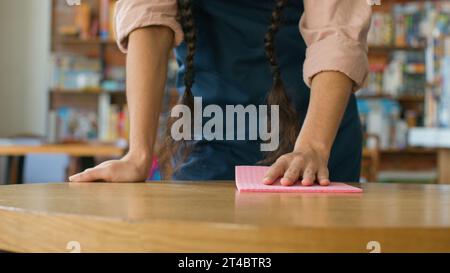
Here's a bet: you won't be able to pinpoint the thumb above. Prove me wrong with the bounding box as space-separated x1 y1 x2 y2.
69 167 109 182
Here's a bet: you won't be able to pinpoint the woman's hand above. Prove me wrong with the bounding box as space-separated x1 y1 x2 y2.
263 71 354 186
68 27 174 183
68 153 151 183
263 142 330 186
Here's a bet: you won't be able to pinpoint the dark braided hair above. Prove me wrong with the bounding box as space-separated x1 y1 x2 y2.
178 0 197 101
159 0 300 177
158 0 197 177
261 0 300 164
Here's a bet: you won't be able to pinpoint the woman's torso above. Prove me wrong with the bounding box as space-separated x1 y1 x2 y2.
173 0 362 181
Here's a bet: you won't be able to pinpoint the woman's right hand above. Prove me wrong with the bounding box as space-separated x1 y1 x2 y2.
68 153 151 183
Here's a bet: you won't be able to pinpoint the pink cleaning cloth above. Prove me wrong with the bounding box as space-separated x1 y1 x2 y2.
235 166 363 193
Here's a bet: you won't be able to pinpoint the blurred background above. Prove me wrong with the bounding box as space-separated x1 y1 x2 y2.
0 0 449 184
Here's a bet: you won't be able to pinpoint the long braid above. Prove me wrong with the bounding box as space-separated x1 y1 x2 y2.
159 0 197 178
159 0 299 177
262 0 300 164
178 0 196 103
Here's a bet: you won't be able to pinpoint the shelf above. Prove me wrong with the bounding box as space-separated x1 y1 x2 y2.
369 45 426 53
50 89 126 95
397 95 425 102
379 147 437 155
52 37 117 46
357 94 392 99
357 94 424 102
363 147 437 158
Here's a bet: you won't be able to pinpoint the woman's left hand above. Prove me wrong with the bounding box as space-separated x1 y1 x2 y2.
263 144 330 186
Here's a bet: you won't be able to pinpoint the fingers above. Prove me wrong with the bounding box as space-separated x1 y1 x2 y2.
280 159 303 186
264 152 331 187
263 158 287 185
317 166 330 186
301 164 316 186
69 167 109 183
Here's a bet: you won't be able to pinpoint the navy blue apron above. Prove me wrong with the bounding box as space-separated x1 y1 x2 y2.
172 0 362 182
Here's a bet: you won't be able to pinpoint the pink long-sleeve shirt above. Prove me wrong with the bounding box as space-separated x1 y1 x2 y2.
114 0 372 90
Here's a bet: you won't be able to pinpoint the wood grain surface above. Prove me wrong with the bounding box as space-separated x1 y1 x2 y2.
0 182 449 252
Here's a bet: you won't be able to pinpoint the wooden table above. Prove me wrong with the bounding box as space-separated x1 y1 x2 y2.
0 143 125 157
0 182 449 253
0 143 126 184
362 147 450 184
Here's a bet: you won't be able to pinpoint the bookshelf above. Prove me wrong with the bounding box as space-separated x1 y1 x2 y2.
49 0 178 147
359 0 450 183
363 0 450 131
49 0 125 143
364 0 428 129
48 0 448 182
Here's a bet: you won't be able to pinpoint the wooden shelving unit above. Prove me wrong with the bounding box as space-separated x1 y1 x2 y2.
50 0 127 143
368 0 429 95
366 0 428 113
359 0 445 182
46 0 444 182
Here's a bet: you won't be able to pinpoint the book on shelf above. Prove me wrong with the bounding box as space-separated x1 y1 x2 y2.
357 98 408 150
368 1 430 48
439 56 450 127
368 12 394 47
50 107 99 142
97 94 129 143
359 51 426 98
99 0 109 40
48 103 130 144
104 104 129 142
423 2 450 128
50 53 126 92
50 53 102 91
74 3 91 39
99 0 117 41
56 0 117 42
102 66 126 92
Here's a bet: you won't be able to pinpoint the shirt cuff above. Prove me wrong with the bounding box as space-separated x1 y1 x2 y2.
114 3 183 53
303 33 369 91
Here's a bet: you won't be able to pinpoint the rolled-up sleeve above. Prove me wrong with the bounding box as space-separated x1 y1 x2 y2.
115 0 183 53
300 0 372 91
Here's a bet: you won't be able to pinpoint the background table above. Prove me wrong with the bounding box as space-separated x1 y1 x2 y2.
0 182 449 252
0 143 126 184
0 143 125 157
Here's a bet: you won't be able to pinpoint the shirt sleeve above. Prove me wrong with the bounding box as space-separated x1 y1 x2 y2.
115 0 183 53
300 0 372 91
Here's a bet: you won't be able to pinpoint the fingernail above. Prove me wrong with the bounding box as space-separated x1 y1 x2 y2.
282 178 296 186
320 179 330 186
280 178 289 183
69 174 78 181
263 177 271 184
